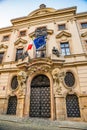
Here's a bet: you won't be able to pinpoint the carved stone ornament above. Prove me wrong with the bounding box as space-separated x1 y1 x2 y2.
14 38 27 46
28 65 51 75
0 44 8 52
52 68 66 95
56 31 71 38
17 71 27 96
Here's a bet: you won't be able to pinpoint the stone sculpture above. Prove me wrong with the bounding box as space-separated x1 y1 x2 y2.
52 68 66 95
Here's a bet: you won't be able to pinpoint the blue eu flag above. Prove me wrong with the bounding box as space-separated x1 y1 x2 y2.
33 36 46 50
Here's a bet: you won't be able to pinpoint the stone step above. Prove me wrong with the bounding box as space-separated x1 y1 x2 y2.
0 115 87 130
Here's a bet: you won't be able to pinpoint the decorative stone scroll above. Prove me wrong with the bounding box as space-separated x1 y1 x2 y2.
52 68 66 95
17 71 27 96
28 65 51 75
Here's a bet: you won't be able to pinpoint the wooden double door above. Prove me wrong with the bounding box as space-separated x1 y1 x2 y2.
30 75 51 118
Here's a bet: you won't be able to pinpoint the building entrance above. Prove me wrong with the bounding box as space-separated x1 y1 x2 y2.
30 74 51 118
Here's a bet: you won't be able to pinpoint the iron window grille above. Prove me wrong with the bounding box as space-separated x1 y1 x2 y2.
66 94 80 117
11 76 18 90
64 72 75 87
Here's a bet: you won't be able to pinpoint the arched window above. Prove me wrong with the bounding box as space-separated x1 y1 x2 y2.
66 94 80 117
11 76 18 90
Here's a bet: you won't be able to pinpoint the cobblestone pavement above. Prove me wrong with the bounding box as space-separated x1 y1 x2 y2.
0 115 87 130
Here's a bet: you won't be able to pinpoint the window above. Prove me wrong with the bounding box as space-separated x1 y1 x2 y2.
2 35 9 41
36 46 46 58
58 24 66 30
0 52 4 63
19 30 26 36
36 50 46 58
11 76 18 90
81 22 87 29
64 72 75 87
15 48 23 61
66 94 80 117
60 42 70 55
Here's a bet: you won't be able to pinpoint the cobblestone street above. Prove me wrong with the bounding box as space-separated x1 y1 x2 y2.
0 115 87 130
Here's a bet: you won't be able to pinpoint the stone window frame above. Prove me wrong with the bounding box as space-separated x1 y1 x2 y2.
0 44 8 63
60 41 71 56
2 35 10 42
19 30 27 37
80 22 87 29
58 23 66 31
10 75 18 92
0 52 4 64
63 70 77 89
15 48 23 61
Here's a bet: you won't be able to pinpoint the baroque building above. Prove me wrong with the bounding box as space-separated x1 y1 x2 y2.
0 4 87 122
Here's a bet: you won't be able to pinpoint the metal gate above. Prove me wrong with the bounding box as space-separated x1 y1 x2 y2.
30 75 51 118
7 96 17 115
66 94 80 117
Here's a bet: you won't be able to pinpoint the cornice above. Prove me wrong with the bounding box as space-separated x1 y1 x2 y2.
0 26 13 34
75 12 87 19
11 6 77 26
63 60 87 67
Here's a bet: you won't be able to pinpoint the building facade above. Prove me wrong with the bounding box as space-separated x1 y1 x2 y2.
0 4 87 121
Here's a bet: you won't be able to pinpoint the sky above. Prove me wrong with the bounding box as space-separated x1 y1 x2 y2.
0 0 87 28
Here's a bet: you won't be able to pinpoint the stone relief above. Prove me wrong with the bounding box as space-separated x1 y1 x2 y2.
28 65 51 75
52 68 66 95
35 27 47 38
17 71 27 96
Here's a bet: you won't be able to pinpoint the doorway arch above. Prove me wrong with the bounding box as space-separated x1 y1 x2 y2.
30 74 51 118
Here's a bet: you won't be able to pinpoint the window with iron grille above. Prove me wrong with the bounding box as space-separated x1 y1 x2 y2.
15 48 23 61
7 96 17 115
66 94 80 117
60 42 70 56
81 22 87 29
19 30 26 36
64 72 75 87
58 24 66 30
2 35 9 41
0 52 4 64
11 76 18 90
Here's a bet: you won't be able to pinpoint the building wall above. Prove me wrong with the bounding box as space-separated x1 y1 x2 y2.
0 5 87 121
